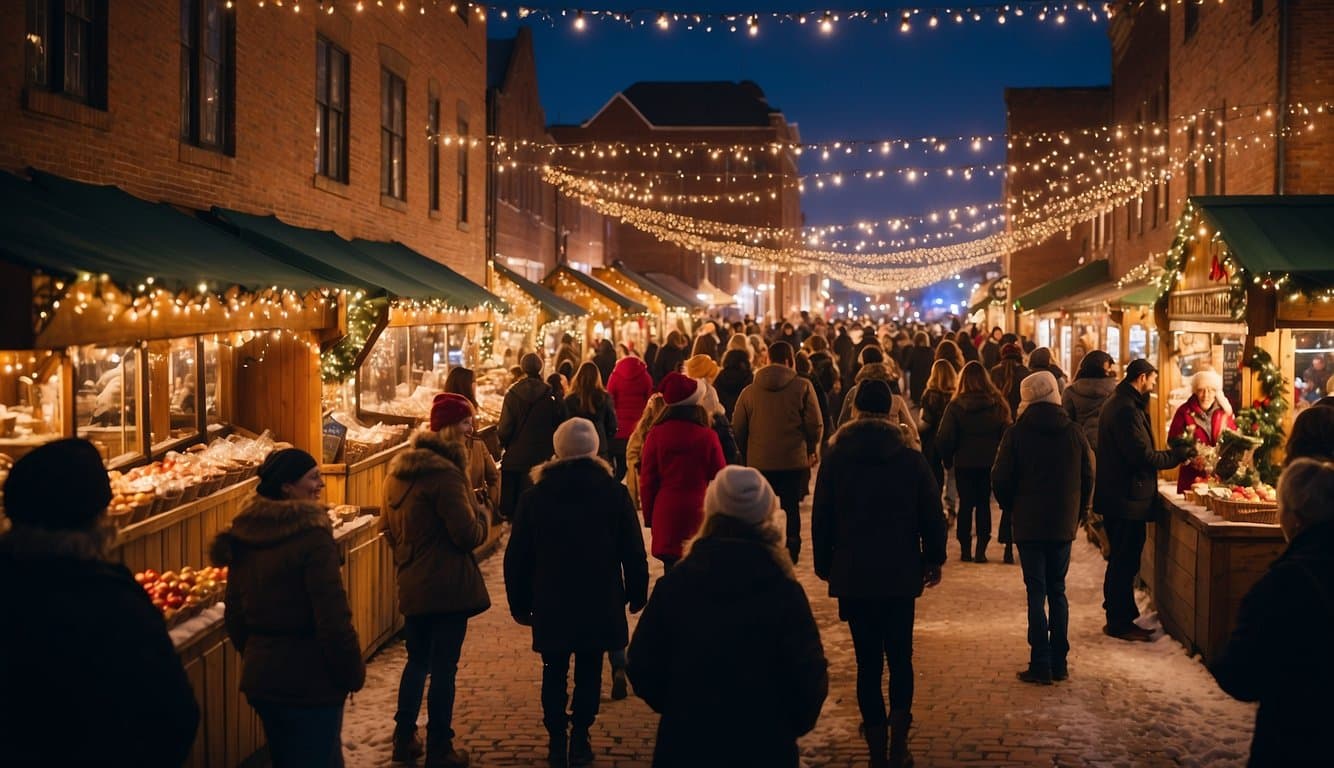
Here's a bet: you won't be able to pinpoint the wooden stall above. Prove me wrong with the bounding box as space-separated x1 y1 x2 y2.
542 264 649 350
592 260 702 355
491 260 587 369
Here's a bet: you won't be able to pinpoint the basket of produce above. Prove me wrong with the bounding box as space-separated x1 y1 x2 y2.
135 565 228 629
1213 499 1279 524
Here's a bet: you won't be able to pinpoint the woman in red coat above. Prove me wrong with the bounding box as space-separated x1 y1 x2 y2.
639 372 726 572
607 355 654 481
1169 368 1237 492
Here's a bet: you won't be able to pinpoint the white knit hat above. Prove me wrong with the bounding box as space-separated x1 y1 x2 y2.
704 466 777 526
553 417 599 460
1018 371 1062 417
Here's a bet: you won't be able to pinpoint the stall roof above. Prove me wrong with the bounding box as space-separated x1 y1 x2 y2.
350 239 505 311
546 265 649 314
493 261 587 318
1192 195 1334 279
609 261 703 309
0 171 353 293
1013 259 1110 313
1111 283 1160 308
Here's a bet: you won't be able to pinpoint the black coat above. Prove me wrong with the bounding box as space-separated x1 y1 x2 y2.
833 331 855 379
1062 375 1117 451
563 391 618 459
812 418 947 607
918 388 953 483
713 352 753 419
906 346 936 403
498 376 564 471
1094 380 1185 521
711 412 740 465
1210 521 1334 767
0 526 200 767
505 457 649 654
991 402 1094 543
936 391 1010 470
651 344 687 385
990 361 1031 419
627 520 827 768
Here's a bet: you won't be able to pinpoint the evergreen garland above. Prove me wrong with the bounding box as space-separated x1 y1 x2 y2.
1232 347 1287 485
321 294 385 383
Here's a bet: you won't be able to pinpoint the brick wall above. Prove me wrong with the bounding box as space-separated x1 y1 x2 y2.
0 2 488 284
1281 0 1334 193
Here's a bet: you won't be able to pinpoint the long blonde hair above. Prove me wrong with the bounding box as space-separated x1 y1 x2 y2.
629 393 667 448
925 359 958 395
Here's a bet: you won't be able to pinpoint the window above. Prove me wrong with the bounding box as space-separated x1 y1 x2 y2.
457 116 470 223
315 37 350 182
180 0 234 152
380 69 407 201
428 96 441 211
1185 0 1200 40
25 0 107 108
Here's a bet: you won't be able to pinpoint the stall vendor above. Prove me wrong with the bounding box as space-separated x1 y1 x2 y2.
1169 369 1238 493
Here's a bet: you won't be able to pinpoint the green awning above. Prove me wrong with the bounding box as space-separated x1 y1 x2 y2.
493 261 586 318
609 260 703 309
1112 284 1160 307
1192 195 1334 279
1013 260 1110 313
350 239 505 311
546 266 648 314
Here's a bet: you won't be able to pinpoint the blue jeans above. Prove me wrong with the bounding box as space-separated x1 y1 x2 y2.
1017 542 1072 673
251 701 345 768
396 613 469 752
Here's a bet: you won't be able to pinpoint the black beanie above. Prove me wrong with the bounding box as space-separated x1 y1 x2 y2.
4 438 112 530
255 448 318 500
854 378 893 416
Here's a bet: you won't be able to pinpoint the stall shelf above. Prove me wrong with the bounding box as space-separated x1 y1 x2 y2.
542 265 648 349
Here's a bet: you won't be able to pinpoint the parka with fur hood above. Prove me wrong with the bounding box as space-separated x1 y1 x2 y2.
211 496 365 705
381 432 491 618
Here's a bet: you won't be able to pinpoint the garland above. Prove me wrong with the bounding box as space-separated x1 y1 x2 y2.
321 294 384 383
1232 347 1287 485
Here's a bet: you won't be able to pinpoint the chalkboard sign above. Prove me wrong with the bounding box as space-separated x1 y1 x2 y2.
1221 337 1243 411
322 416 348 464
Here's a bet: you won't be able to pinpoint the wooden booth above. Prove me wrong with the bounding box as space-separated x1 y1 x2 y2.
490 259 586 375
542 264 649 352
592 260 703 356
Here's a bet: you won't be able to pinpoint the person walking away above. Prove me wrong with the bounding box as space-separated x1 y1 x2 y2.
624 393 667 516
556 334 581 375
1284 404 1334 464
606 355 653 481
1168 368 1237 493
382 395 491 766
981 327 1004 369
919 360 959 521
0 439 200 767
714 346 754 419
686 355 739 465
498 353 564 521
989 343 1031 419
836 346 920 449
1062 350 1118 556
833 323 856 388
1027 347 1068 394
651 331 688 385
505 419 650 767
813 380 947 767
1209 458 1334 767
906 332 936 406
806 334 843 421
936 361 1011 563
628 467 828 767
564 362 618 465
444 369 501 522
732 341 824 563
212 447 364 767
933 339 965 374
796 351 833 443
991 372 1094 685
639 373 726 572
592 339 617 385
1095 359 1193 642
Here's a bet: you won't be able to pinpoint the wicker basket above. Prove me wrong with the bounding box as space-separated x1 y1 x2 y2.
107 506 136 530
1212 498 1279 524
343 439 379 465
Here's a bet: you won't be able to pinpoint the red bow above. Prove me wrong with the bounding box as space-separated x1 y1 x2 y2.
1209 254 1228 282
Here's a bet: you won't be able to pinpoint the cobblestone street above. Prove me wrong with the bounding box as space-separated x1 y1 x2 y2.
344 501 1258 767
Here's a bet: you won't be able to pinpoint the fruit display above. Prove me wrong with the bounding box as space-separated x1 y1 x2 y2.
135 565 228 628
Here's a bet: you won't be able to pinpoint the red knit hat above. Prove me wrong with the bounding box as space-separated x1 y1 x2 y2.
660 371 705 407
430 393 474 431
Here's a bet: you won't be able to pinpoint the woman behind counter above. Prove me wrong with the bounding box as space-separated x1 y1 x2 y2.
211 448 365 768
1168 369 1237 493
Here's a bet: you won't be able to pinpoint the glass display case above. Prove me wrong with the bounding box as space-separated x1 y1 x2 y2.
1106 325 1122 363
73 344 143 467
357 323 487 421
0 351 64 463
149 337 202 452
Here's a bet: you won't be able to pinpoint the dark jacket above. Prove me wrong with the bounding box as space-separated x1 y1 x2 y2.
918 387 953 480
651 343 687 385
981 339 1001 369
711 412 740 465
936 391 1010 470
498 376 565 471
812 418 947 607
1210 520 1334 767
990 361 1032 418
593 342 617 385
991 402 1094 543
212 496 365 705
627 519 828 768
564 391 618 459
505 457 649 654
381 433 491 617
713 349 753 419
607 356 653 440
959 335 980 363
907 345 936 403
0 526 199 766
1062 375 1117 450
1094 380 1185 521
833 330 855 380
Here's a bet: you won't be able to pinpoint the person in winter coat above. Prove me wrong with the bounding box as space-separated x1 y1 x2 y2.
990 343 1031 419
212 447 365 768
958 331 981 363
713 347 754 419
625 393 667 512
936 361 1012 563
556 334 582 375
592 339 617 385
813 380 947 768
606 355 654 481
1168 368 1237 492
444 367 501 520
651 331 688 385
0 439 200 768
1284 404 1334 464
382 395 491 767
833 323 856 382
1027 347 1068 394
628 467 828 768
505 419 650 768
564 362 618 464
837 347 921 449
732 341 824 563
981 326 1004 369
1096 359 1193 642
805 335 843 419
906 332 936 405
796 351 833 442
498 353 565 521
992 372 1094 685
919 359 959 518
1062 350 1118 450
686 354 739 463
1209 458 1334 767
933 339 965 373
640 372 727 571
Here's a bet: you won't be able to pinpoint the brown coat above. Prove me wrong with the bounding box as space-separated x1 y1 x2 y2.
732 364 823 471
467 435 500 510
381 432 491 618
211 497 365 706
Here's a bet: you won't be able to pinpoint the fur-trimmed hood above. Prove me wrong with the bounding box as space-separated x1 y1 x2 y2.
210 496 330 565
854 362 897 384
0 522 117 562
388 431 470 481
529 454 614 484
827 415 909 458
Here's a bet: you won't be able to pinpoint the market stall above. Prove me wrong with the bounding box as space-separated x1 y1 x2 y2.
542 264 649 351
593 260 702 355
490 259 586 373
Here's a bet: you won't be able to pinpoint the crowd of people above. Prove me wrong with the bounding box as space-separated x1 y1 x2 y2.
1 312 1331 768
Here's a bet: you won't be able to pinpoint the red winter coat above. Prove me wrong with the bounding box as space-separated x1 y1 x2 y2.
639 412 726 559
1169 395 1237 492
608 356 654 440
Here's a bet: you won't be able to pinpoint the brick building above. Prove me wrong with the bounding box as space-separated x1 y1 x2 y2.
549 80 807 321
3 1 488 281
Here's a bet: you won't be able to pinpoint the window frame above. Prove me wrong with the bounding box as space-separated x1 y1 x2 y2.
428 94 442 211
315 36 350 183
457 114 470 224
380 68 408 202
180 0 235 154
25 0 108 109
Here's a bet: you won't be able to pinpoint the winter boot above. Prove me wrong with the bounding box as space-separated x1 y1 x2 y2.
1003 542 1015 564
610 666 628 701
424 743 471 768
888 711 914 768
547 727 568 768
862 721 889 768
568 727 594 767
392 725 424 763
959 539 973 562
974 538 990 564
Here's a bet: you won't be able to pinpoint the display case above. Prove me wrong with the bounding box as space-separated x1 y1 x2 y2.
73 343 145 467
0 350 64 463
356 322 488 424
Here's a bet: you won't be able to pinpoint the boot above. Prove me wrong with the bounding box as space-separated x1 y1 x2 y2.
392 725 424 763
863 721 889 768
610 667 628 701
547 727 568 768
424 743 471 768
568 727 594 767
888 711 914 768
974 538 989 564
958 540 973 562
1003 542 1015 564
